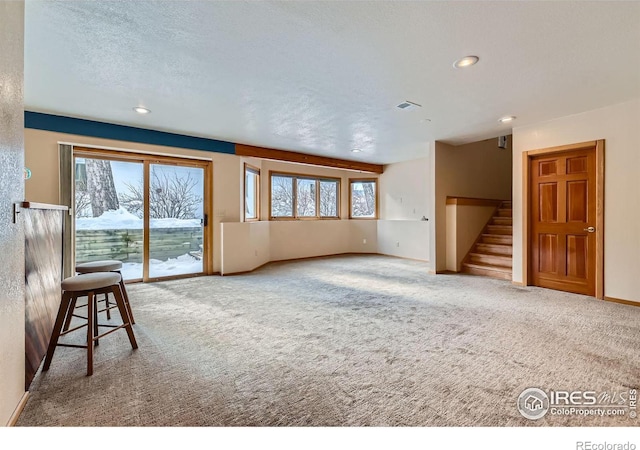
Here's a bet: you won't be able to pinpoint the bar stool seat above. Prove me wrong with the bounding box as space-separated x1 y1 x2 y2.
75 260 123 273
75 260 135 324
44 272 138 376
63 272 119 290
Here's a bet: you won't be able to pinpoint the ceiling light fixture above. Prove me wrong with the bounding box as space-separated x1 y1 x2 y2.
498 115 516 123
133 106 151 114
453 55 479 68
351 149 362 153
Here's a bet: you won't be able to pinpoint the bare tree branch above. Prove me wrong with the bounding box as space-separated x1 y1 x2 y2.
119 171 202 219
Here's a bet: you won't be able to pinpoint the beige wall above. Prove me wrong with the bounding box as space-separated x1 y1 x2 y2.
270 220 350 262
446 204 496 272
349 220 378 254
0 0 25 426
513 98 640 303
433 137 513 272
220 219 379 275
220 221 270 275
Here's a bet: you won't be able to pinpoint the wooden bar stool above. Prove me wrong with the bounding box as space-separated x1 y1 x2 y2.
44 272 138 376
75 260 135 324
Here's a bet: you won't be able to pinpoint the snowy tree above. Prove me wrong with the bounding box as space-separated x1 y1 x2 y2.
319 180 338 217
352 181 376 217
271 175 294 217
296 179 316 217
85 159 119 217
74 179 92 218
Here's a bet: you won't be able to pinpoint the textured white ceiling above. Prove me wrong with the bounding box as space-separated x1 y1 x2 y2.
25 1 640 164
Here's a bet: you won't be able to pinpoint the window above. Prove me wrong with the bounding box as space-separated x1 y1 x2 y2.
244 164 260 221
319 180 339 217
270 172 340 219
350 179 377 219
296 178 316 217
271 174 294 218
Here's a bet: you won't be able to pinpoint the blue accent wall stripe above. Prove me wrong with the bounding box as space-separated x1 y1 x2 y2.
24 111 235 155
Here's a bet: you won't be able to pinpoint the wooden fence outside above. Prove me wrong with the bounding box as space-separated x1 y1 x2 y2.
75 227 202 264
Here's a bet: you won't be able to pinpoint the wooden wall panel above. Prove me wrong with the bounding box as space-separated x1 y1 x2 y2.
539 183 558 222
567 156 587 174
23 205 65 389
567 180 587 222
539 160 557 176
567 235 588 279
538 234 558 274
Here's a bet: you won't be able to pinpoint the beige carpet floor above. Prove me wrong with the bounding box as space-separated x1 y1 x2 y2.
18 255 640 426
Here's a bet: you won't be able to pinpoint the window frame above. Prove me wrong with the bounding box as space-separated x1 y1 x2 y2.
244 163 260 222
349 177 379 220
269 170 341 220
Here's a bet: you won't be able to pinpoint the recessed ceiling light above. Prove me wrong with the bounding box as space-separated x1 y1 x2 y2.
133 106 151 114
498 115 516 123
351 149 362 153
453 56 479 68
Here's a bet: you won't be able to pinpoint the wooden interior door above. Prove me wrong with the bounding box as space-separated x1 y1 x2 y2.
530 147 597 295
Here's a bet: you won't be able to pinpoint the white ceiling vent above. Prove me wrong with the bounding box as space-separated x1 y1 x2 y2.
396 100 422 110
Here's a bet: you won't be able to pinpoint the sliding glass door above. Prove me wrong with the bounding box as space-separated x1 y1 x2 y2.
147 163 205 278
73 149 211 282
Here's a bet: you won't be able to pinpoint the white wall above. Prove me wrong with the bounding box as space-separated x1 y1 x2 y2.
377 220 430 261
380 157 430 220
513 98 640 303
378 155 431 262
0 0 25 426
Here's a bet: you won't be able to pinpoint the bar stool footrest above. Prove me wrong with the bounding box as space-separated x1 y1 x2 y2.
95 325 128 340
60 323 88 336
56 343 89 349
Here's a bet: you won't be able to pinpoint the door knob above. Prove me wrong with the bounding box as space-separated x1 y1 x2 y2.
583 226 595 233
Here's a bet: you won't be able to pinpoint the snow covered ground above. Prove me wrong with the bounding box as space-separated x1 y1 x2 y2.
77 208 203 280
76 207 201 230
120 254 203 280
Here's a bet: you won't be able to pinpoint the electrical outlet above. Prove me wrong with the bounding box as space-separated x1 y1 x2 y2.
254 250 258 257
363 238 367 244
396 241 400 247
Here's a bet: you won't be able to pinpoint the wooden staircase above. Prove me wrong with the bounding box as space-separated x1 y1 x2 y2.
461 201 512 280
